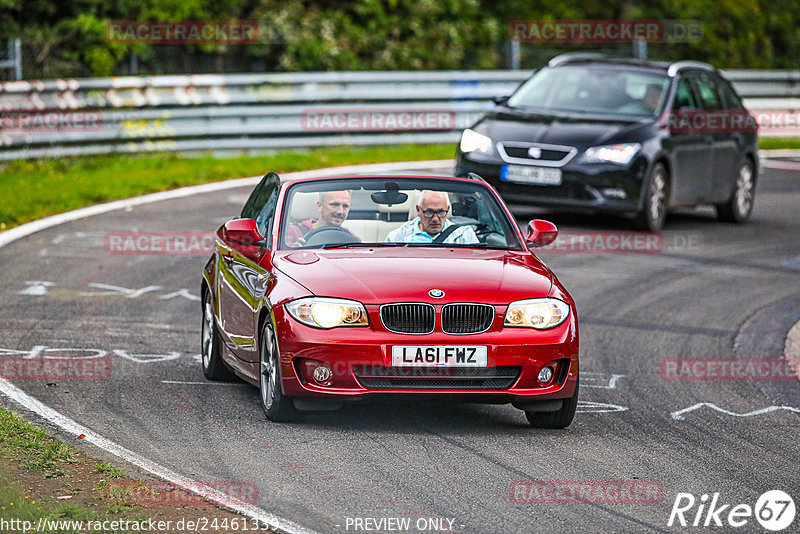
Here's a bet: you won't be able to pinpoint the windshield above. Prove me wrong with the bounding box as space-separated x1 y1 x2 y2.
507 65 670 117
279 177 521 251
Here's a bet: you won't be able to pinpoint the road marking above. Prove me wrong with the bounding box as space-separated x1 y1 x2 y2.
671 402 800 420
576 401 628 413
160 289 201 301
82 283 163 298
0 379 318 534
112 350 182 363
18 281 56 296
161 380 248 386
582 372 626 389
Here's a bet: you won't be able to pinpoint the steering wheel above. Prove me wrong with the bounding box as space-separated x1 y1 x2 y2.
302 225 359 247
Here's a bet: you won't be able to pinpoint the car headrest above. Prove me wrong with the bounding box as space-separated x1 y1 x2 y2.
289 192 320 221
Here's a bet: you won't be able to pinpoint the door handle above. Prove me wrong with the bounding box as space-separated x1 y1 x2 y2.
222 253 234 264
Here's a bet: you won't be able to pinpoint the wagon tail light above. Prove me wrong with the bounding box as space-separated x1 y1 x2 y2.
285 297 369 328
504 298 570 329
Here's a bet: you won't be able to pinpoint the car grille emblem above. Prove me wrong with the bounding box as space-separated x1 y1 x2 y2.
528 147 542 158
428 289 445 298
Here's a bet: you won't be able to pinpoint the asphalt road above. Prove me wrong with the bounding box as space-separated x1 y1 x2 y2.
1 162 799 534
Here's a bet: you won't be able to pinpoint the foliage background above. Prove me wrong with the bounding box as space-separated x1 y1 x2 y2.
0 0 798 78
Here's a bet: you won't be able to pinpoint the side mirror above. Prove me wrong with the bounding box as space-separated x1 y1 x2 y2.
492 95 510 106
223 218 266 248
526 219 558 248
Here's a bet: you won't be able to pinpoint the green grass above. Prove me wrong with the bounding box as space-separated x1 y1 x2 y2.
0 477 141 534
0 409 76 478
758 137 800 150
0 144 454 230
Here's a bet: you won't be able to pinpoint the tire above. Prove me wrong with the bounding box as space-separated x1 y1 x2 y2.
716 159 755 223
634 162 669 231
259 320 297 422
525 376 579 429
201 291 235 381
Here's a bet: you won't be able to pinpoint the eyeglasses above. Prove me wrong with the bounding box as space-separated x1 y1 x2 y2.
421 208 449 218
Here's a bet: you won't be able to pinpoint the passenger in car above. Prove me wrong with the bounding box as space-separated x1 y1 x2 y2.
385 190 479 244
286 190 360 246
643 83 663 114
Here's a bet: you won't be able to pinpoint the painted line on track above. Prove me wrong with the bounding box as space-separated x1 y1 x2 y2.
0 158 453 534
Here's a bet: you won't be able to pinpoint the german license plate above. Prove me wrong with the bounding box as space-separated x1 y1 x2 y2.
501 165 562 185
391 346 488 367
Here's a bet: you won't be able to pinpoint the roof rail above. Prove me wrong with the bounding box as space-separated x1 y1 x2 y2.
667 61 715 76
548 52 607 67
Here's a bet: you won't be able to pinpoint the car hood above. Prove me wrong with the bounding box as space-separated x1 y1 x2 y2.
478 109 648 148
273 248 552 305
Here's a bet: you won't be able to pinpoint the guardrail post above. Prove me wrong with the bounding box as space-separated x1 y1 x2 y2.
510 39 521 70
0 38 23 80
13 38 22 80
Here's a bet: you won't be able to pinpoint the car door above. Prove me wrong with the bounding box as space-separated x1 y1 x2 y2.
691 72 738 203
663 73 714 204
217 172 280 364
707 73 750 203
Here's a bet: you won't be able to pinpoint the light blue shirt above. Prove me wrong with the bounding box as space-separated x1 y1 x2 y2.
385 218 479 244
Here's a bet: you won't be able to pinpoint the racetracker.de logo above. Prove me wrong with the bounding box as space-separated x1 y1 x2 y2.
105 481 259 506
105 232 215 255
536 231 664 254
510 480 664 504
661 358 800 381
105 21 258 44
509 20 703 43
301 108 456 132
0 110 103 132
0 356 111 380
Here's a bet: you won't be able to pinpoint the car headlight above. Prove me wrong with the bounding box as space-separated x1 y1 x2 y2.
504 298 570 329
459 129 492 154
285 297 369 329
582 143 641 165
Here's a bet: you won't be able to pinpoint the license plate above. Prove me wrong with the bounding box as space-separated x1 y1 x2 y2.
501 165 562 185
391 346 487 367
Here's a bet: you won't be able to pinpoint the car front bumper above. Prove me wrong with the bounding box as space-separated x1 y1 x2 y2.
274 307 579 403
456 151 648 213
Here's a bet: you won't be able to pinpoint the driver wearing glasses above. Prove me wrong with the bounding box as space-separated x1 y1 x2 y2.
385 190 478 245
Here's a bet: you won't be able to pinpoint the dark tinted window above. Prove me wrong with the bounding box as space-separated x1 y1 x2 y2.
718 78 744 110
694 75 724 110
673 78 699 110
241 172 281 237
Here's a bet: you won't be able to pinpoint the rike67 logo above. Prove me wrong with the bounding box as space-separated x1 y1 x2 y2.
668 490 796 530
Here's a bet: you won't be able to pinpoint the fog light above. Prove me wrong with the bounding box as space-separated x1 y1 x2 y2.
538 366 554 384
601 187 627 199
313 365 332 384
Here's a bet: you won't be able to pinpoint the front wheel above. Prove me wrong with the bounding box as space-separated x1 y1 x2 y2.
259 321 297 422
201 291 234 381
634 162 668 231
716 159 755 223
525 376 579 429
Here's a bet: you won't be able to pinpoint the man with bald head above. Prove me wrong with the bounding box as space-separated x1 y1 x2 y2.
385 190 478 244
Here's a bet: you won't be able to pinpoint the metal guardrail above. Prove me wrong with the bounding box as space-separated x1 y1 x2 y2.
1 70 799 160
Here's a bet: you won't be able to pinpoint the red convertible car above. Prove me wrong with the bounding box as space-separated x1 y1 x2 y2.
201 173 579 428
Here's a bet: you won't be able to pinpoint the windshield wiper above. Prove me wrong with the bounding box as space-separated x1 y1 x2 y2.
318 242 410 249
